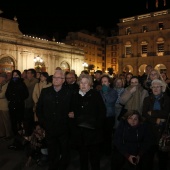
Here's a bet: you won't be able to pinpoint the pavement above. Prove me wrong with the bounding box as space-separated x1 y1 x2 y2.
1 137 170 170
0 137 111 170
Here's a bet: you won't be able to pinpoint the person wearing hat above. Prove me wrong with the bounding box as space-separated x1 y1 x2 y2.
0 72 13 139
32 72 52 121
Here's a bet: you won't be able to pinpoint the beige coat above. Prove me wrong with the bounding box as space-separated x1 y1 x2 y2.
32 81 52 104
0 82 12 137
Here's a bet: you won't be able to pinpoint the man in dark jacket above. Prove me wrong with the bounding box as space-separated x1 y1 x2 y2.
36 70 73 170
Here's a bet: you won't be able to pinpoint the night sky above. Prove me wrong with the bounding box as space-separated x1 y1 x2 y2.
0 0 169 41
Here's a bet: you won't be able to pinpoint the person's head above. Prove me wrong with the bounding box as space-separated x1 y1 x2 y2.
55 67 62 70
21 69 27 79
65 72 76 85
81 70 89 75
123 110 143 127
40 72 49 83
114 78 124 88
125 73 133 82
94 70 103 81
33 121 45 136
52 70 65 88
11 70 21 82
145 65 153 75
6 72 12 82
160 72 168 81
27 68 36 80
0 72 7 84
149 69 162 81
150 79 166 95
100 74 111 87
130 76 139 86
77 74 93 93
36 72 41 79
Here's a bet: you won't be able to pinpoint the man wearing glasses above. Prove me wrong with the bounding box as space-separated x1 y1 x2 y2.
36 69 73 170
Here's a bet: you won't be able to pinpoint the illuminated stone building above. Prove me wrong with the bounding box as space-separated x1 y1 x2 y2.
64 31 105 74
0 17 84 75
116 9 170 77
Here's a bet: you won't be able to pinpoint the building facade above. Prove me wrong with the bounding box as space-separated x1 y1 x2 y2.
106 9 170 77
0 17 85 76
64 31 105 74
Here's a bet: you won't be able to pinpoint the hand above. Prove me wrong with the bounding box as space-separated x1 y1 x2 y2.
147 111 151 116
128 155 137 165
130 86 136 94
68 112 74 118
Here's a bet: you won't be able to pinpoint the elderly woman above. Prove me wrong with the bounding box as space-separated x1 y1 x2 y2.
142 79 170 170
112 110 153 170
68 74 106 170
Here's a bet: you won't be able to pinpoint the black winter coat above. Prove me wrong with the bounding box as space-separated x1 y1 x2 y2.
70 89 106 146
5 78 29 119
36 85 73 137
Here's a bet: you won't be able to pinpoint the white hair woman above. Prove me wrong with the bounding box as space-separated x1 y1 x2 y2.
142 79 170 170
68 73 106 170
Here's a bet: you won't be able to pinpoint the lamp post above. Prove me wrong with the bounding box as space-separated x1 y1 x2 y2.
82 62 88 70
34 56 43 72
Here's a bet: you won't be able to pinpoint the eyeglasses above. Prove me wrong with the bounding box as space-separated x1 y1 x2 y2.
151 86 162 89
52 76 64 80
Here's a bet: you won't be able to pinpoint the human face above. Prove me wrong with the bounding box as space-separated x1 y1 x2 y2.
150 71 159 80
52 72 65 88
79 78 91 93
13 72 20 78
130 78 139 86
27 71 34 80
40 74 47 82
101 77 110 87
127 114 139 126
66 73 76 84
115 79 123 88
151 83 162 96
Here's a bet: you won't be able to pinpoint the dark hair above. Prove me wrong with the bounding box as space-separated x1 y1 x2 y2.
100 74 112 84
11 70 21 78
27 68 36 77
123 110 144 123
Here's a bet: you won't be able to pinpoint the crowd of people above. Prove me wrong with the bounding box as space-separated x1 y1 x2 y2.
0 65 170 170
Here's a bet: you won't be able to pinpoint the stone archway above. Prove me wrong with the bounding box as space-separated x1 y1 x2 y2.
123 65 133 74
60 61 70 72
138 64 147 76
154 64 166 73
0 56 15 73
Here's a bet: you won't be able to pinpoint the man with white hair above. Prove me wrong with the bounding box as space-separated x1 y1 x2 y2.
36 70 73 170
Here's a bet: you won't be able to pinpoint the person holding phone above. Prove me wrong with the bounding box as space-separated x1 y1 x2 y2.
111 110 153 170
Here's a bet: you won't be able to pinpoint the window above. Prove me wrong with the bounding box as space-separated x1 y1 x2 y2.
157 37 164 56
157 43 164 52
126 27 131 35
159 22 163 30
142 25 147 32
125 46 132 56
142 45 147 54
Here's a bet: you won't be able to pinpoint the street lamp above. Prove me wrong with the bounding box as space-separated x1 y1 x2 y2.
82 62 88 70
34 56 43 71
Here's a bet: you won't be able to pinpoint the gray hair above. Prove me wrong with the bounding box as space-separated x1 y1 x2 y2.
151 79 167 92
77 74 93 86
53 69 65 79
